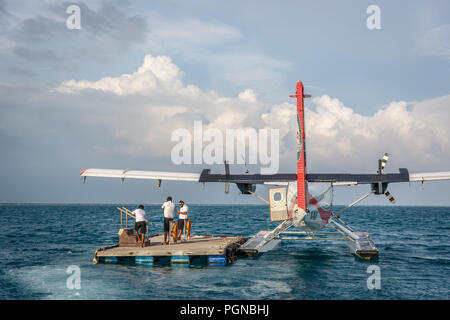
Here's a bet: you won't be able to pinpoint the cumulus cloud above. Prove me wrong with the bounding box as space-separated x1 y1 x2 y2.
50 54 450 173
309 95 450 170
50 54 267 160
238 89 257 103
262 95 450 172
55 55 185 95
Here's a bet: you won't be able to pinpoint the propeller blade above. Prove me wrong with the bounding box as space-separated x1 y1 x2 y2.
380 153 389 171
384 191 396 204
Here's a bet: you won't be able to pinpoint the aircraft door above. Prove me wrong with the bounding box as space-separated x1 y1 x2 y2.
269 187 288 221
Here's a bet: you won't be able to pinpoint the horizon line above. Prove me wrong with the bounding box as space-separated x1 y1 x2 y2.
1 202 450 207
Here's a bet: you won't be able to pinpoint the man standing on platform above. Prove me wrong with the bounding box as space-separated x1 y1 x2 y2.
176 200 189 241
131 204 148 248
161 196 175 245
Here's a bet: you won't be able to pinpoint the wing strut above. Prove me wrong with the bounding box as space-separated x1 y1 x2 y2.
334 190 374 217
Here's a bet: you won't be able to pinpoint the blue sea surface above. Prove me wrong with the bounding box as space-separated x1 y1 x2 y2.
0 204 449 299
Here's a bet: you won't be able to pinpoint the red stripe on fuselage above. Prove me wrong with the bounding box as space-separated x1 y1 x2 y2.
307 192 332 223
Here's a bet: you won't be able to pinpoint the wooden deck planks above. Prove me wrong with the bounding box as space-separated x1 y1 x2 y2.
95 234 247 257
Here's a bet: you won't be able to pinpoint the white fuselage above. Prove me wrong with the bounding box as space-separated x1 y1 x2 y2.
291 204 327 232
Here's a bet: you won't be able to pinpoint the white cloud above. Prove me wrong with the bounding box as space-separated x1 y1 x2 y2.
51 54 450 173
262 94 450 172
52 54 266 159
238 89 257 103
311 94 450 169
55 55 185 95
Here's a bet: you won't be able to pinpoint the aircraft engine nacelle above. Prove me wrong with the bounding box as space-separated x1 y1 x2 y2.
236 183 256 194
371 182 388 195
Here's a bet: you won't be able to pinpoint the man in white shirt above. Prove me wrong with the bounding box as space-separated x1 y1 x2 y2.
161 196 175 245
131 204 148 248
176 200 189 241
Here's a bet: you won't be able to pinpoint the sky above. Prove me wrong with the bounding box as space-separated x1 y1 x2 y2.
0 0 449 205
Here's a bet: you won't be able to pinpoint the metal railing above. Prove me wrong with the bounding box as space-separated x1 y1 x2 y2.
116 207 152 241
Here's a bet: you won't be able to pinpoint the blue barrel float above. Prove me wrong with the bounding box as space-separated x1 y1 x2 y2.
171 255 191 265
135 256 154 267
100 256 117 264
208 255 227 266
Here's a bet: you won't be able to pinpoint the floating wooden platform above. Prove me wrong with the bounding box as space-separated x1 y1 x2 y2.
94 234 247 266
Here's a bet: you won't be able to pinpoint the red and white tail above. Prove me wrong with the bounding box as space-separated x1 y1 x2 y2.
290 81 310 211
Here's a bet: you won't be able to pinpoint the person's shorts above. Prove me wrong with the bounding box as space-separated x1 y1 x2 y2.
164 218 173 232
178 219 186 231
135 221 146 234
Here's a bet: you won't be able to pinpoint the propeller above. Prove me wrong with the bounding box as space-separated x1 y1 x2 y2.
380 152 389 171
384 191 396 204
373 153 396 204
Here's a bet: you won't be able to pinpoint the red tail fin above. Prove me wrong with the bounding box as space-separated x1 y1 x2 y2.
290 81 310 210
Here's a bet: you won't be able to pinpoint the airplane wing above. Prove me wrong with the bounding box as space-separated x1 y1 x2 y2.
80 168 200 182
197 168 412 185
80 168 450 186
408 172 450 182
306 170 450 185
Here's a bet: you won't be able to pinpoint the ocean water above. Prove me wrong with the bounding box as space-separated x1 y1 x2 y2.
0 204 448 300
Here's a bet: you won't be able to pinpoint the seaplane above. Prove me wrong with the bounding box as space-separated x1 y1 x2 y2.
80 81 450 260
